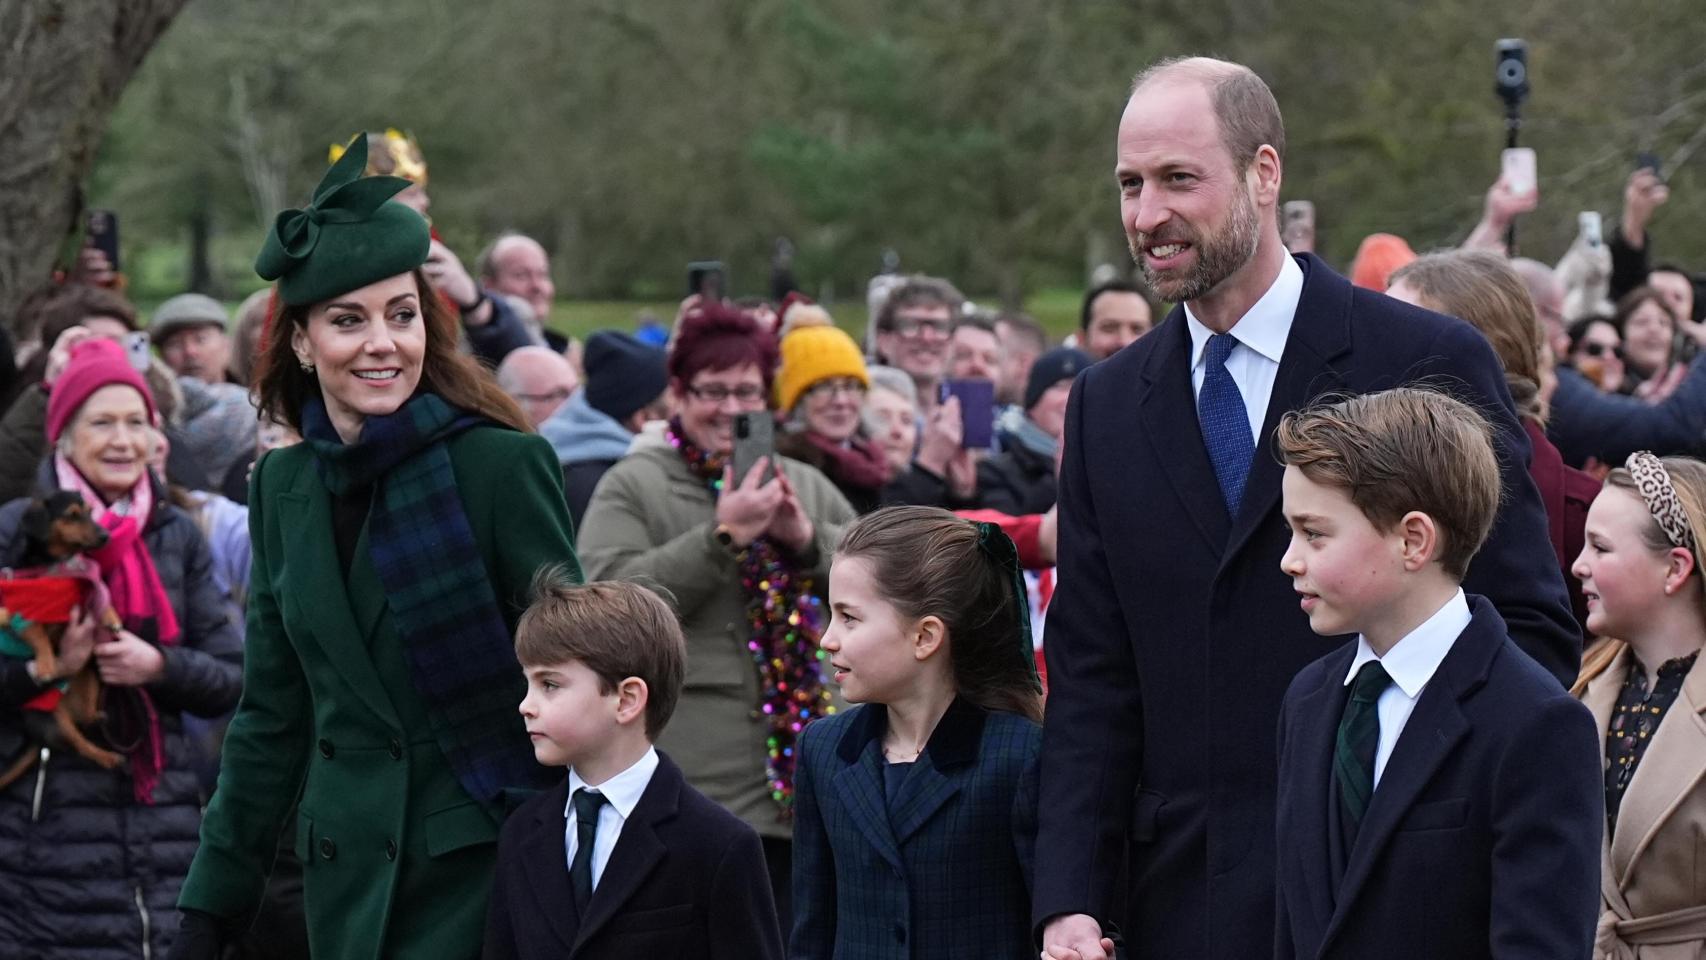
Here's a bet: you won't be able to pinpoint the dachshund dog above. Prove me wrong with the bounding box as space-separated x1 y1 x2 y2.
0 490 128 791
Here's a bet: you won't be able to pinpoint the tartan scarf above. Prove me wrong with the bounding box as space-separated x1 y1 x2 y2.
301 392 547 812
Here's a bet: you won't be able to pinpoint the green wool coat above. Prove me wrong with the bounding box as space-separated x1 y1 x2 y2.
179 428 580 960
575 427 855 839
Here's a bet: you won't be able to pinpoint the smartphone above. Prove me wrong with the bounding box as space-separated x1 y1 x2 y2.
122 331 151 372
939 378 995 449
85 209 120 273
1501 147 1537 197
1578 211 1603 248
731 411 775 486
1636 151 1663 180
687 261 726 301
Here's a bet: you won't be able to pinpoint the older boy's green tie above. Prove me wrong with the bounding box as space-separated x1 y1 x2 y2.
570 788 608 911
1335 660 1393 845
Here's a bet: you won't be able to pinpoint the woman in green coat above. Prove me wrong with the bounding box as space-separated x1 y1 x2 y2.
171 136 579 959
576 302 855 927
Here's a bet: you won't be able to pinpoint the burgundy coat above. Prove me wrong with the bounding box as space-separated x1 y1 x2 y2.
1525 418 1600 630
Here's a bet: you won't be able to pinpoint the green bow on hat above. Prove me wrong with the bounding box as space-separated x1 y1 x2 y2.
256 134 432 307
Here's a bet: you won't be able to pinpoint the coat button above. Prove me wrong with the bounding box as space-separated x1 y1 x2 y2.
319 837 336 861
318 739 334 759
385 839 397 862
388 738 403 760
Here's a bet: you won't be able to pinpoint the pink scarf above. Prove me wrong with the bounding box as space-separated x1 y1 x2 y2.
53 455 179 802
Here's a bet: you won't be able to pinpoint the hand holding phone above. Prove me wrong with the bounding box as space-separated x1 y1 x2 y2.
938 379 995 449
730 411 776 487
1578 211 1602 248
1281 201 1316 254
122 332 152 373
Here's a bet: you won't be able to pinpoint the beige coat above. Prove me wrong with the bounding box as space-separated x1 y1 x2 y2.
1581 647 1706 960
576 428 854 838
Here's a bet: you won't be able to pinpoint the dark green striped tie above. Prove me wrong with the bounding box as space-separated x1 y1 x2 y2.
1335 660 1394 843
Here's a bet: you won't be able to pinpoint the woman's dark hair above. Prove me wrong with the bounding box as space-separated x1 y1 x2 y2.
1565 313 1617 354
668 301 780 392
252 268 530 434
835 506 1043 723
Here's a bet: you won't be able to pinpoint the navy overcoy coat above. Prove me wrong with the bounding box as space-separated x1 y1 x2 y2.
1274 595 1601 960
790 698 1041 960
1034 254 1583 960
483 749 782 960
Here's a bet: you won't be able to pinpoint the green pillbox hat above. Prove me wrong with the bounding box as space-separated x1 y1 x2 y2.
256 134 431 307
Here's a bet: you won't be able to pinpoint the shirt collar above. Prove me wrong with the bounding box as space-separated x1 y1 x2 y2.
566 746 659 821
1344 589 1471 698
1186 253 1305 370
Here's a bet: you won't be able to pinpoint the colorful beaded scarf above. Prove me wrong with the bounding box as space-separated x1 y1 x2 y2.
666 417 833 817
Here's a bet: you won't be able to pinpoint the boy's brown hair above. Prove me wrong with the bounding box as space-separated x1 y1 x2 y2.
1274 387 1502 580
514 571 686 739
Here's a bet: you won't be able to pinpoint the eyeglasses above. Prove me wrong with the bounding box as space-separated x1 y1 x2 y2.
684 383 768 404
514 388 573 406
808 378 867 400
891 315 952 338
1580 342 1625 361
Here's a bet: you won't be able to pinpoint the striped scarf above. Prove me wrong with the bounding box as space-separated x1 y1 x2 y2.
301 392 549 813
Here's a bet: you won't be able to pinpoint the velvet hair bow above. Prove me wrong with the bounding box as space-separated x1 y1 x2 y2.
975 521 1045 693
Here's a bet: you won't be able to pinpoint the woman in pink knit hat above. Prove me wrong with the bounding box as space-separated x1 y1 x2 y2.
0 337 242 959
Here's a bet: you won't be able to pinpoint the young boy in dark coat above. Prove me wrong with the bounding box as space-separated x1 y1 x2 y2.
1272 388 1601 960
483 576 782 960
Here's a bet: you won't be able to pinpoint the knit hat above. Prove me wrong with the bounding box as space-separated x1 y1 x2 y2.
150 293 228 342
584 331 669 422
1025 347 1092 412
255 134 431 307
47 338 158 443
774 323 870 413
1349 233 1417 291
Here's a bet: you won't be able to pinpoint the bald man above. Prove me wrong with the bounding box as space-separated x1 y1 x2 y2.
1036 56 1578 960
479 232 556 326
496 346 579 426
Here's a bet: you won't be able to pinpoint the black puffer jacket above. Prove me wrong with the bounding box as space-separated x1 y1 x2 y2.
0 468 243 960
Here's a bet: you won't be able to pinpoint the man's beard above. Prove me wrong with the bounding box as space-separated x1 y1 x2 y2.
1129 188 1262 303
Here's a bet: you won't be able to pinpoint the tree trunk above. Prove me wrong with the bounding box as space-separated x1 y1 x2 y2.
187 205 212 295
0 0 193 332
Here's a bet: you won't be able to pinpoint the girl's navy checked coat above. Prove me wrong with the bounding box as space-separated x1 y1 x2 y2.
789 697 1041 960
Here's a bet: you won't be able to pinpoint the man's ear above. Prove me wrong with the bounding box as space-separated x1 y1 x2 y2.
614 677 650 726
1397 510 1441 571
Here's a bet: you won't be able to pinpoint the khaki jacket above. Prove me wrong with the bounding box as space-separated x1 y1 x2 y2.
1582 648 1706 960
576 428 854 837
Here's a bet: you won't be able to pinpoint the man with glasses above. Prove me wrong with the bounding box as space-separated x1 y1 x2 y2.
873 275 964 416
497 345 581 427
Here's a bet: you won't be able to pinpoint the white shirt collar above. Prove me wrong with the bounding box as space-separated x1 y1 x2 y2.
1185 253 1305 369
1344 589 1472 698
566 746 659 821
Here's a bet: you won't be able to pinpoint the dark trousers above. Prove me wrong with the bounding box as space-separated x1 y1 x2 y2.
762 835 792 939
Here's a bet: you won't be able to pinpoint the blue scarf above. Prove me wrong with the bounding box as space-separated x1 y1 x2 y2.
302 393 549 812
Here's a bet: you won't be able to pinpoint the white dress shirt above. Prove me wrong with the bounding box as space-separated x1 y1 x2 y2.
1343 590 1472 788
564 747 660 889
1184 254 1305 443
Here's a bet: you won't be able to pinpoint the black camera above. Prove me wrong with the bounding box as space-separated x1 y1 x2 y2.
1494 39 1529 107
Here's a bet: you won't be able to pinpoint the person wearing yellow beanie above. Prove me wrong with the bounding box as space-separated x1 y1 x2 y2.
775 315 892 512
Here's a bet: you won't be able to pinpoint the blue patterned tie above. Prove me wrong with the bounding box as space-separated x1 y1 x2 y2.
1198 333 1255 515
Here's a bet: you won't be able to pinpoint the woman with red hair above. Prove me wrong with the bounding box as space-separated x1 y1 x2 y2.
576 301 855 928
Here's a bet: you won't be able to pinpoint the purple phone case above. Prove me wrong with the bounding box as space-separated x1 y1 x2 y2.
940 379 995 449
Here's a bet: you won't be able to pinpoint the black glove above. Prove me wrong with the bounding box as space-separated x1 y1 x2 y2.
166 909 231 960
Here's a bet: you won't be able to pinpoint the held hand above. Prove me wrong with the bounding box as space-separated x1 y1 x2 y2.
916 395 964 476
1483 175 1539 230
422 239 480 311
716 459 783 547
73 245 117 287
1622 168 1669 242
765 469 815 553
94 629 166 687
945 448 979 501
54 607 98 679
1040 914 1116 960
44 325 97 387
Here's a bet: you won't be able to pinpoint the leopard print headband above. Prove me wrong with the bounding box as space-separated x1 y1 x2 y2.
1626 451 1696 552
